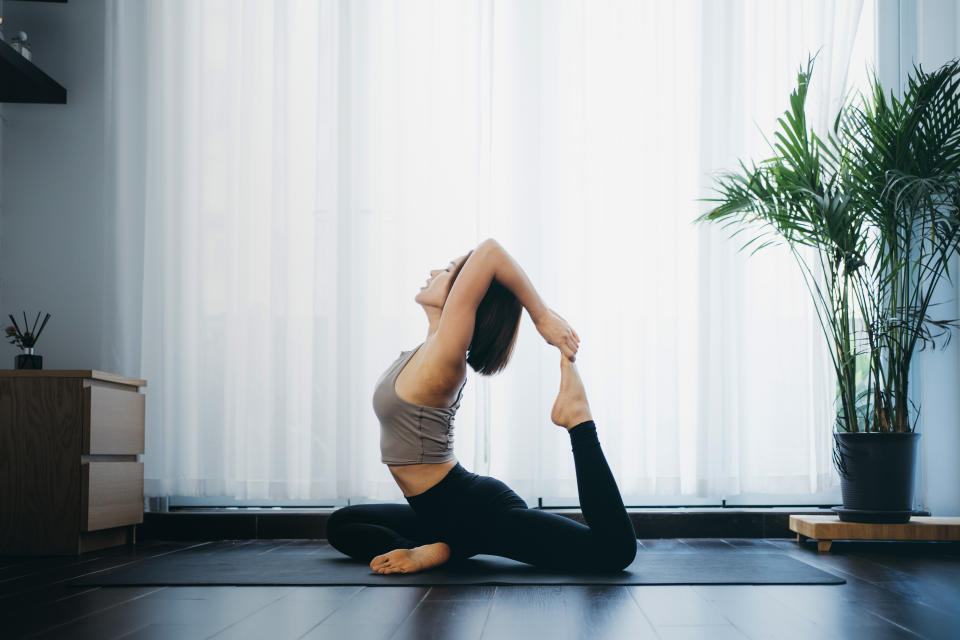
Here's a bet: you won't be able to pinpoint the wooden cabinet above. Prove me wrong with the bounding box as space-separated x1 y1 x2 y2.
0 370 146 554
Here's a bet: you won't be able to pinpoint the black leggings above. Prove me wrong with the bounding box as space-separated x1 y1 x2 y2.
326 420 637 572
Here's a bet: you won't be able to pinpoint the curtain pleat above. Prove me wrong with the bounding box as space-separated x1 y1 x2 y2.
106 0 870 503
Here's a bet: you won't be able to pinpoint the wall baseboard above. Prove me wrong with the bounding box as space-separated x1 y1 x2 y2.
136 507 905 541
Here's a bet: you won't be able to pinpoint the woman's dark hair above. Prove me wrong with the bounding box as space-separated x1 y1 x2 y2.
447 250 523 376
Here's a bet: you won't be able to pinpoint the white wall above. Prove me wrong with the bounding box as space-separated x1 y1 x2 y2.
0 0 111 371
875 0 960 517
895 0 960 516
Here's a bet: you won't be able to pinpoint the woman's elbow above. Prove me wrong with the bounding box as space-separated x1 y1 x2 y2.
477 238 504 259
478 237 501 251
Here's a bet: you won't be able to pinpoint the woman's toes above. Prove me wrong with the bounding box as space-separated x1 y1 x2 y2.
371 551 397 572
370 548 421 574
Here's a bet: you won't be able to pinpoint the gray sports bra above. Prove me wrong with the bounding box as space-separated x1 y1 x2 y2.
373 343 467 465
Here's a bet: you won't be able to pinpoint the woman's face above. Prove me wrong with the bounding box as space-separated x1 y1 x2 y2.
415 253 470 309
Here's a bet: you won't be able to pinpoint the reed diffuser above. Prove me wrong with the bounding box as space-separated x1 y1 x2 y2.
5 311 51 369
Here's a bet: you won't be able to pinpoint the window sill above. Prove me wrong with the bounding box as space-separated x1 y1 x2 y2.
137 506 924 541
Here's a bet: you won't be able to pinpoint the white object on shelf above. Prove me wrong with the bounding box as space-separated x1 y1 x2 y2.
10 29 30 61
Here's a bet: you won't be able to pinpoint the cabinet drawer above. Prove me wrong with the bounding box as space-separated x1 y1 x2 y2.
82 385 145 454
81 462 143 532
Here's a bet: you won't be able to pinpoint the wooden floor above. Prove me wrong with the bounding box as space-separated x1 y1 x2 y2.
2 538 959 639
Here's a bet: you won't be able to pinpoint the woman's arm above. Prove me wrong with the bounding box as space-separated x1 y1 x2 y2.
486 240 580 360
432 238 579 371
485 239 549 325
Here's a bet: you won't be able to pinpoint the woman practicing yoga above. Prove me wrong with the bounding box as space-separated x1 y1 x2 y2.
326 238 637 574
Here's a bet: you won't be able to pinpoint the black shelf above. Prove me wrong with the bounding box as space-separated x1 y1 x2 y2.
0 38 66 103
1 0 68 102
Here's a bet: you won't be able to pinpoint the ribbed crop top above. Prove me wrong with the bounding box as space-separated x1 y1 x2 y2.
373 343 467 465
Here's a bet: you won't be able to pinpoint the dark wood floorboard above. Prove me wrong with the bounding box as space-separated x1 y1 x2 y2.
208 587 362 639
0 541 210 602
391 597 494 640
0 538 957 640
33 586 294 639
297 584 431 640
478 585 582 640
5 586 165 638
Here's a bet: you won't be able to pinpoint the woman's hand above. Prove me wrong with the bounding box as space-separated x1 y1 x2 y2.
534 308 580 361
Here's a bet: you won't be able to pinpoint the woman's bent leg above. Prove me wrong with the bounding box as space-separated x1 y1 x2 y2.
325 503 437 563
567 419 637 565
479 421 636 572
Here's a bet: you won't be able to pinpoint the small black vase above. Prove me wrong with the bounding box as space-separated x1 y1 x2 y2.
15 348 43 369
833 431 920 524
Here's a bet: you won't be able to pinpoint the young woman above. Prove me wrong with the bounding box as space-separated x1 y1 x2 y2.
326 238 637 574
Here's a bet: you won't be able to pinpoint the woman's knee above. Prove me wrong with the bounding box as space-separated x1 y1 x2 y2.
325 505 362 545
613 536 638 570
599 536 637 572
577 535 636 572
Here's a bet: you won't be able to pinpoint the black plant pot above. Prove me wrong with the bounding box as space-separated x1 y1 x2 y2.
14 353 43 369
833 431 920 523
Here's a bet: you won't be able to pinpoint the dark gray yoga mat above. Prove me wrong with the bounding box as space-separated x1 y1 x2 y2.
72 542 845 586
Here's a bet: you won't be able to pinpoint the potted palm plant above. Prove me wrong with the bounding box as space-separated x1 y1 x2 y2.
698 53 960 523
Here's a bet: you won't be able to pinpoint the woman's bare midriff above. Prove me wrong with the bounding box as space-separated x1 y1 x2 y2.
388 460 458 498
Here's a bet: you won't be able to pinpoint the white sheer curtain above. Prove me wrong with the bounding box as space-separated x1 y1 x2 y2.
105 0 870 503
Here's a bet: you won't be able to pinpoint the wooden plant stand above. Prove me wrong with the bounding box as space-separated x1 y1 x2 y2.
790 515 960 552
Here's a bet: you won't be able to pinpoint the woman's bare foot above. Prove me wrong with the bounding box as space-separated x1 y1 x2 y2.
551 353 593 430
369 541 451 575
